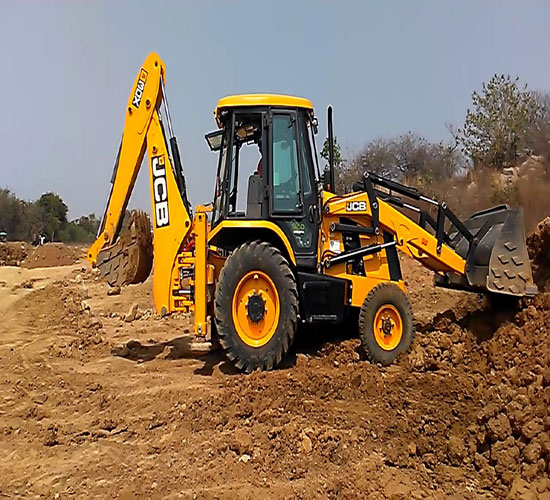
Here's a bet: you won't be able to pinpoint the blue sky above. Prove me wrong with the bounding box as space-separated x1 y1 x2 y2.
1 0 549 217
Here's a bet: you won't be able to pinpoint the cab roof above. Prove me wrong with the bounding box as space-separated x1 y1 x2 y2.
215 94 313 118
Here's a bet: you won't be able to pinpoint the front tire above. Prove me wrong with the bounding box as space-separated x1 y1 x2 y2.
359 283 414 366
214 241 298 373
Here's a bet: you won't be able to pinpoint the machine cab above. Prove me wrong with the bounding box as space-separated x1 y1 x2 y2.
206 94 320 265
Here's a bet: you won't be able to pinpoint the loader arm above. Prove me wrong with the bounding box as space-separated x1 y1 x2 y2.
322 171 537 299
87 52 194 313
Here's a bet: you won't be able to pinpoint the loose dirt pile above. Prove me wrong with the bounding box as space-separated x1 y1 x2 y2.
0 242 29 265
0 221 548 498
21 243 83 269
527 216 550 291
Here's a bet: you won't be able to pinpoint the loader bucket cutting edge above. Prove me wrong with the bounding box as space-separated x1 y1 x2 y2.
96 210 153 287
453 207 537 298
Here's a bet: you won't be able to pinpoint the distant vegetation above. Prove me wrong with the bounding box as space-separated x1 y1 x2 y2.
0 190 99 243
2 74 549 242
335 74 550 230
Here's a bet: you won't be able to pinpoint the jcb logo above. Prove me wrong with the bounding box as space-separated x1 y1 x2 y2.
152 155 169 228
132 68 148 108
346 201 367 212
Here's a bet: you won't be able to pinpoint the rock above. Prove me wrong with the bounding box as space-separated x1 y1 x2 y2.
384 482 411 498
32 393 48 405
487 413 511 441
124 303 139 323
107 286 121 296
526 305 537 319
80 300 90 312
439 334 452 351
521 420 542 440
407 442 417 456
506 366 519 385
447 435 465 465
238 454 251 463
523 440 542 463
301 434 313 454
74 274 82 284
491 436 520 478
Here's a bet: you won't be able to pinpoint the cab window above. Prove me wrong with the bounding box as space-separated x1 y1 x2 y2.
272 114 300 212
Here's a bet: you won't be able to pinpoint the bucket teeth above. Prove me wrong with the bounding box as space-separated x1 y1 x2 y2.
504 241 517 251
512 256 524 266
491 280 504 290
484 208 536 297
497 254 509 265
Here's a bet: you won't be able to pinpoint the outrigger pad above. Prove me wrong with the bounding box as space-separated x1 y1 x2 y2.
97 210 153 287
486 208 537 297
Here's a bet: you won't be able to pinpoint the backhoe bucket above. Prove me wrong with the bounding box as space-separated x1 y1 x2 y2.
97 210 153 287
452 206 537 297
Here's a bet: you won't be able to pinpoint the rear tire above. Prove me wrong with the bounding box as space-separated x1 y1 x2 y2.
359 283 414 366
214 241 298 373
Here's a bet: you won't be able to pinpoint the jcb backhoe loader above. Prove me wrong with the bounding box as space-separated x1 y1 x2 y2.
88 53 537 372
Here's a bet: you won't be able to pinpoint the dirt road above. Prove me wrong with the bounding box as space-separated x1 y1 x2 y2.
0 227 548 499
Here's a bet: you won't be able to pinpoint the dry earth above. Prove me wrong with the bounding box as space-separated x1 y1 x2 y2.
0 224 548 499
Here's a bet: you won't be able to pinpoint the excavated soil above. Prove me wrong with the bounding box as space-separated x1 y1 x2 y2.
0 228 548 499
0 242 30 266
21 243 84 269
0 242 83 268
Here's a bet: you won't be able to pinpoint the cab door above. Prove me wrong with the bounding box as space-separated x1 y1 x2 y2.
268 110 318 265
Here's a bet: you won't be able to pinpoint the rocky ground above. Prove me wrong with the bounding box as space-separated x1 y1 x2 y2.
0 221 548 499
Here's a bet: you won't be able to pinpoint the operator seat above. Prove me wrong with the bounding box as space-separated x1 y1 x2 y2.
246 158 262 218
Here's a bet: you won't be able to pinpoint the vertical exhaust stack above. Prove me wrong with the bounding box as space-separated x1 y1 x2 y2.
323 106 336 193
327 105 335 192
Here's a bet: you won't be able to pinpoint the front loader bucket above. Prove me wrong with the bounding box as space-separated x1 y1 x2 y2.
452 206 537 297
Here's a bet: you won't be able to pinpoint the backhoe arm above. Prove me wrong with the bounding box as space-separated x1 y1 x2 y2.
88 53 165 264
87 53 194 313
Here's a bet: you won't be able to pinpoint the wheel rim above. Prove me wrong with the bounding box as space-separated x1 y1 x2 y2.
373 304 403 351
232 270 280 348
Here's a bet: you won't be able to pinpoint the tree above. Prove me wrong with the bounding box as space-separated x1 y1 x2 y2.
459 74 539 168
321 137 346 191
525 91 550 161
321 137 345 170
339 133 465 193
37 192 68 241
58 213 100 243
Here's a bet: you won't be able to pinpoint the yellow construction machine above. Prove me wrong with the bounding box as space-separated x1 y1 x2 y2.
88 53 537 372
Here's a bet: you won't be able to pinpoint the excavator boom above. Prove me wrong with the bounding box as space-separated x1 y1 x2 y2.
87 53 194 311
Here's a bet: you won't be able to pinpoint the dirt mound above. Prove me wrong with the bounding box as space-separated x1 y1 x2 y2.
527 216 550 290
393 225 550 494
0 242 29 266
22 243 83 269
